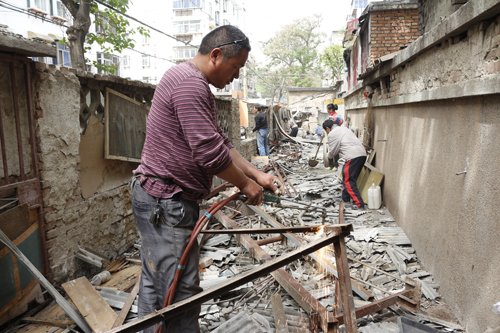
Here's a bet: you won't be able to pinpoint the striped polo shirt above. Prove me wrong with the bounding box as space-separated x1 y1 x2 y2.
134 61 234 200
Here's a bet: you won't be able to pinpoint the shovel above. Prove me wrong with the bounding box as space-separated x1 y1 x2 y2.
308 136 324 167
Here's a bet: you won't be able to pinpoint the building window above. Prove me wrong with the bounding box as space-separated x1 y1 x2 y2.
223 19 229 25
209 2 212 16
123 55 130 67
223 0 227 12
142 55 150 66
143 77 150 83
354 0 368 9
57 43 71 67
28 0 49 13
97 52 119 75
174 0 205 9
174 47 198 59
142 34 149 44
215 11 220 25
175 20 201 34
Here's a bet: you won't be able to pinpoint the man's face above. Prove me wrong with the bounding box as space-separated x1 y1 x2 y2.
211 48 249 89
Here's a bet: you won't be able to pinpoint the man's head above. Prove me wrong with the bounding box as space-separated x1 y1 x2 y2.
254 104 262 112
195 25 251 89
283 118 288 123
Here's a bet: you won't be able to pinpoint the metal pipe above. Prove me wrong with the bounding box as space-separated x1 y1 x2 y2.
9 62 26 181
0 93 9 184
255 235 283 246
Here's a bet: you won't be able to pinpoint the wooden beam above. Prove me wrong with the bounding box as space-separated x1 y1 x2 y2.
111 276 141 329
215 211 337 333
199 226 323 234
248 205 373 301
106 227 350 333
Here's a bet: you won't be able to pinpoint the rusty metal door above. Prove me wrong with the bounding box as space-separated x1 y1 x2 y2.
0 52 48 325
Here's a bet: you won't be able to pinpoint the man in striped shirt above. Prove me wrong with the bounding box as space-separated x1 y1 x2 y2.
131 25 282 333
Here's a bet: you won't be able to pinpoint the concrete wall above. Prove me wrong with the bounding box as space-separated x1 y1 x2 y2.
344 5 500 331
347 96 500 332
418 0 463 36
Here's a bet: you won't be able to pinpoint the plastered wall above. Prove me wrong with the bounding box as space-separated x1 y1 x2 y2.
348 97 500 332
35 67 140 284
344 8 500 332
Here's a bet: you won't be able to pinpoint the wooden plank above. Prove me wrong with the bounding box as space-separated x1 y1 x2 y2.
107 228 349 333
111 276 141 329
333 235 358 333
271 294 290 333
62 277 117 333
22 317 74 327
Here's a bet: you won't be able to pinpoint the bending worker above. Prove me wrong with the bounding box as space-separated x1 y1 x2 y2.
252 104 269 156
323 118 367 209
131 25 283 333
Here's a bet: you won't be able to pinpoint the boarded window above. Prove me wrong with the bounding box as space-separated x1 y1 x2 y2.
104 88 149 162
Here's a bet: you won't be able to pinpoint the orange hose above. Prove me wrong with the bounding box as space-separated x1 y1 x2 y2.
155 193 241 333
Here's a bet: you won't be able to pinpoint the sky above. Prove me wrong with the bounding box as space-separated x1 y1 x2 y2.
243 0 351 63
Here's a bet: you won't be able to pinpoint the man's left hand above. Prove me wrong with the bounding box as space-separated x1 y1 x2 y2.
255 172 284 196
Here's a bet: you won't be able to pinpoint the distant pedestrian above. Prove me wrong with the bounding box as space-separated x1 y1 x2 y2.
290 121 299 137
323 118 367 209
252 104 269 156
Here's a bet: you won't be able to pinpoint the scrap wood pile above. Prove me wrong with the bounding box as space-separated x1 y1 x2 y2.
4 141 464 333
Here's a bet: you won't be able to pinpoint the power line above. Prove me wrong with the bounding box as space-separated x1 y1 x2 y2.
125 47 177 64
94 0 200 48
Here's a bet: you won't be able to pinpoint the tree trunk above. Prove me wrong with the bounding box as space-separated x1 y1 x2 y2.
64 0 91 71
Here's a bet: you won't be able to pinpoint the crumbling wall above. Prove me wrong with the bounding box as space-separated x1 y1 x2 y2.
35 65 145 284
418 0 463 36
344 12 500 333
347 16 500 104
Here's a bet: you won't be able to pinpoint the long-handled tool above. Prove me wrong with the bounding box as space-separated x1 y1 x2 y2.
308 135 324 167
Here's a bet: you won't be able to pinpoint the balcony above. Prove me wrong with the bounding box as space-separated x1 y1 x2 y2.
173 34 194 43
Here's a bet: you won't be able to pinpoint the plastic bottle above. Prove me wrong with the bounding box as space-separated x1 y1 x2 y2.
367 183 381 209
90 270 111 286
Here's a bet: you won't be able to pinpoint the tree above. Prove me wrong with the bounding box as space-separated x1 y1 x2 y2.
260 14 325 88
319 44 345 84
61 0 148 73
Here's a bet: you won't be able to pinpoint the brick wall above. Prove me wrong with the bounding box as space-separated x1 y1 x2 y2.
369 9 419 65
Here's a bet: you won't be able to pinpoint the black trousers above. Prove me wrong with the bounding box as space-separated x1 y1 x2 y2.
342 156 367 207
328 154 339 168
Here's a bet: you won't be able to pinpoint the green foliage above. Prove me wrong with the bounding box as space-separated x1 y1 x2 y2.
260 14 325 88
72 0 149 74
319 44 345 83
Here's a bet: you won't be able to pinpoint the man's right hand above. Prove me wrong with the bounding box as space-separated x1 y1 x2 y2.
240 179 264 205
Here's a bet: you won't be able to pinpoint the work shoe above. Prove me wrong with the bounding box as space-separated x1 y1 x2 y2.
332 167 338 172
326 166 334 170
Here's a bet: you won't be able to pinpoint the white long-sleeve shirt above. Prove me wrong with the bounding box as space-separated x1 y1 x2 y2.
327 126 366 161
